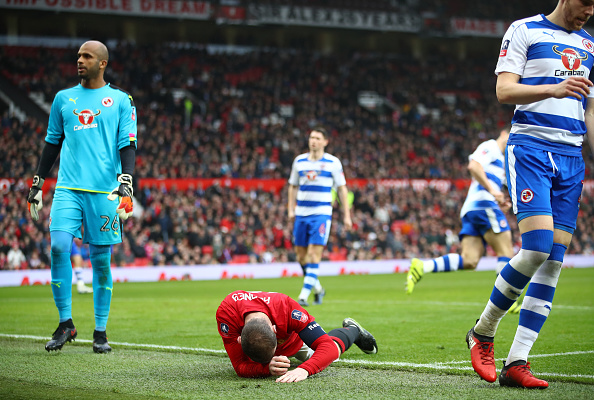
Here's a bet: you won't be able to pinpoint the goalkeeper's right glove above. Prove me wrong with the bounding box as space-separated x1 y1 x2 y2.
107 173 134 220
27 175 44 221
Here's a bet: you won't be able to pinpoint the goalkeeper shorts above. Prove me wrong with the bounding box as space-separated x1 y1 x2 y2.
50 188 123 245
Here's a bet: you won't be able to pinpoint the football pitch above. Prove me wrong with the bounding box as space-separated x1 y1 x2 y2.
1 268 593 399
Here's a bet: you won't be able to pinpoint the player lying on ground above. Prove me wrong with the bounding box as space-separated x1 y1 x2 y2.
216 290 377 382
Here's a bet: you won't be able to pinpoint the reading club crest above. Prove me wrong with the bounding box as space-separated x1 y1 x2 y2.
583 38 594 54
520 189 534 203
102 97 114 107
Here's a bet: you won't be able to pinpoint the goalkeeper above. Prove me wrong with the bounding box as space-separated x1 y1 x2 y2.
216 290 378 382
27 40 137 354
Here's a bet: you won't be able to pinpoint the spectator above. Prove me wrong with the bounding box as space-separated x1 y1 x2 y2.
7 241 26 270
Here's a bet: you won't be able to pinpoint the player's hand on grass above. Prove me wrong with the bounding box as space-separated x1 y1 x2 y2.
275 367 308 383
269 355 290 376
27 175 44 221
107 173 134 220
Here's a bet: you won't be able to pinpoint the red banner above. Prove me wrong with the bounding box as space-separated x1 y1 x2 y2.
139 178 288 193
0 0 212 20
8 177 594 195
450 18 509 37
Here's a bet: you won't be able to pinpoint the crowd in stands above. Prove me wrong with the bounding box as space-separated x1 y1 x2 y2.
2 44 523 180
230 0 549 20
1 42 593 270
421 0 551 20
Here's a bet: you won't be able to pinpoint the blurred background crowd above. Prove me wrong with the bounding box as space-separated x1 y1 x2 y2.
1 0 592 270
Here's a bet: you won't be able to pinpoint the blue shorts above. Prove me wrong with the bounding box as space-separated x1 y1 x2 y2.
293 215 332 247
506 145 584 233
71 240 81 256
459 208 511 240
50 188 123 245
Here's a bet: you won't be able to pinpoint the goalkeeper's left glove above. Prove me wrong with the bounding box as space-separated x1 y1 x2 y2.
27 175 45 221
107 173 134 220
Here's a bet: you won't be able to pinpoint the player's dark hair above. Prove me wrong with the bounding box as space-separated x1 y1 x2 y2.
310 126 328 138
241 318 277 364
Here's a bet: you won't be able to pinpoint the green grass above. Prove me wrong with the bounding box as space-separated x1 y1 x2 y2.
1 268 593 399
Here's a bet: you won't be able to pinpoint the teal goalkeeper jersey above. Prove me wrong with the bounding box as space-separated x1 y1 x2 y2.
45 83 137 193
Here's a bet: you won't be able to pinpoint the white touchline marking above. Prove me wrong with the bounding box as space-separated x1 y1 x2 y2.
2 334 592 379
0 334 227 354
426 350 594 365
329 299 594 310
334 358 594 379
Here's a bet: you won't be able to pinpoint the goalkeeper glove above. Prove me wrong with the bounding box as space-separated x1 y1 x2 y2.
27 175 44 221
107 173 134 220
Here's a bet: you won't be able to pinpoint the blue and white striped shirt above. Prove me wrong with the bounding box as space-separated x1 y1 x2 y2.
496 14 594 156
288 153 346 217
460 139 505 218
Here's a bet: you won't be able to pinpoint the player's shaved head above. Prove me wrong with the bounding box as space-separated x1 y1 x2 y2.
81 40 109 63
77 40 109 87
241 318 277 364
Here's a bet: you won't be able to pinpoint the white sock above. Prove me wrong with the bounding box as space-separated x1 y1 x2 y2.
299 288 312 300
74 267 84 283
475 249 548 337
496 257 511 275
423 254 461 273
421 260 433 273
506 258 562 365
313 280 323 294
506 326 537 365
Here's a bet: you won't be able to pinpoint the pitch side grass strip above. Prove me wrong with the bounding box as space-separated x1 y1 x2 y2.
2 333 592 380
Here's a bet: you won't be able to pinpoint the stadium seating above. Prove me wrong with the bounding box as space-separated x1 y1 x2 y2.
1 42 593 269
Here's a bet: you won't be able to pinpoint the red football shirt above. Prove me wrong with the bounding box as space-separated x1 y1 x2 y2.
216 290 339 378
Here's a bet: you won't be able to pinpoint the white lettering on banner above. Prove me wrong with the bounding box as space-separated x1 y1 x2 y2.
450 18 508 37
0 0 212 19
247 5 421 32
2 257 593 287
377 179 452 193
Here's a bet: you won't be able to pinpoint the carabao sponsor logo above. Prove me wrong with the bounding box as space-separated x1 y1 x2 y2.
73 109 101 131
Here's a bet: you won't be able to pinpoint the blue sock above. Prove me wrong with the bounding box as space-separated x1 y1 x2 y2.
506 243 566 364
50 231 74 323
519 243 566 334
51 251 73 322
91 244 112 331
489 230 552 311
